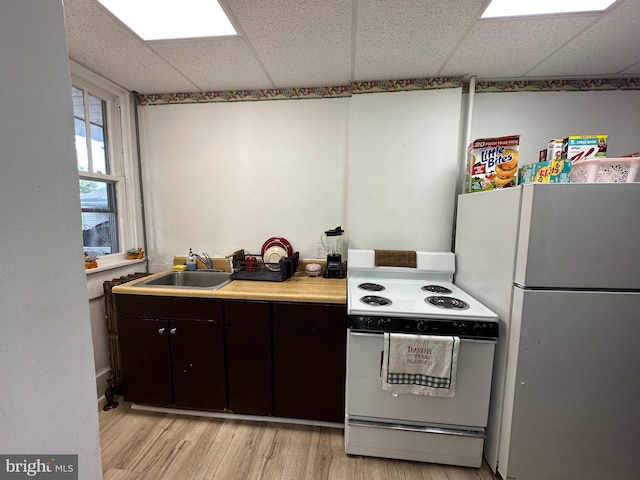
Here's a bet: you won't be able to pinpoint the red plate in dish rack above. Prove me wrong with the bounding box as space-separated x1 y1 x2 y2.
261 237 293 257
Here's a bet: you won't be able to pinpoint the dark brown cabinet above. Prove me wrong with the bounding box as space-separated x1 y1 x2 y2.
170 318 226 410
225 300 272 415
116 293 346 422
117 316 172 406
116 295 226 411
272 302 346 423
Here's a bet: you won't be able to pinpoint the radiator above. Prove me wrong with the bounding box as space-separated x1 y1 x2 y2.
103 272 149 396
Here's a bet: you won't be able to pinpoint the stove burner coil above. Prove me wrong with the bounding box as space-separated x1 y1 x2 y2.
360 295 392 307
425 296 469 310
421 285 453 294
358 282 385 292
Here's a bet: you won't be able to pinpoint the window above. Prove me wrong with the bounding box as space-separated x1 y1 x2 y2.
71 61 141 262
74 86 119 255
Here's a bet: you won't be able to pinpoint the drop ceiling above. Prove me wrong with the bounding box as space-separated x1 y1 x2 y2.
63 0 640 94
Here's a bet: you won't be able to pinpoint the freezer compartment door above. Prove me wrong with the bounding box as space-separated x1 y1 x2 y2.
516 183 640 289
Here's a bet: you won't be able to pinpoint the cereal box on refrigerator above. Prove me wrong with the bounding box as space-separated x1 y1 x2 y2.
547 139 563 161
561 135 608 161
467 135 520 193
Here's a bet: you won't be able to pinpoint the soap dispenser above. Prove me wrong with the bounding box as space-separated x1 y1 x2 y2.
187 248 197 271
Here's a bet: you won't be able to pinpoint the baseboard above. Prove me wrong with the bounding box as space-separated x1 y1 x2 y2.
95 369 110 399
131 403 344 430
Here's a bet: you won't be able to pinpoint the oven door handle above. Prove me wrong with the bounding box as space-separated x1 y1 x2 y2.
347 418 485 439
348 331 496 344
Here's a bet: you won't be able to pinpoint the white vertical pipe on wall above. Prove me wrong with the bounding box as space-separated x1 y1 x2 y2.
451 76 476 251
460 75 477 195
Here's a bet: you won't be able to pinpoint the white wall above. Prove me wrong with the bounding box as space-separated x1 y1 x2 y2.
139 88 464 267
0 1 103 478
348 89 463 251
139 99 350 270
469 90 640 163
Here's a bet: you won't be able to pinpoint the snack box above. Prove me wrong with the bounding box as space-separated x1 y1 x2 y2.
466 135 520 193
561 135 607 162
547 139 563 161
551 159 571 183
519 159 572 184
520 163 538 184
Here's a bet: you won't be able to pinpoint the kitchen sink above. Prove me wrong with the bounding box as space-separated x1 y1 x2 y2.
135 271 232 290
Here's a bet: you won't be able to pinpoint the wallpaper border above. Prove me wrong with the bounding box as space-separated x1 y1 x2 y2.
474 77 640 93
137 76 640 106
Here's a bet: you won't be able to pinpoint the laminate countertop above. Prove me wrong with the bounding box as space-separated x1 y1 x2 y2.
112 270 346 304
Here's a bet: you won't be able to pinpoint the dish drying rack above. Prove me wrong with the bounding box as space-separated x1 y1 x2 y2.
226 249 299 282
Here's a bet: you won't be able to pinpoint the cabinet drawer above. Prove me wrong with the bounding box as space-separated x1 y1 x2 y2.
116 294 223 320
272 302 346 331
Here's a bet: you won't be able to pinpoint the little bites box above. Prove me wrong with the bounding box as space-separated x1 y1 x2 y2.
467 135 520 193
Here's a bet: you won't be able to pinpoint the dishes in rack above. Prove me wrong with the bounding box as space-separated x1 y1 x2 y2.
261 237 293 258
262 245 287 271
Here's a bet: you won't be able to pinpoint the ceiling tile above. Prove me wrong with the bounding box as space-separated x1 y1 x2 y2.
150 37 273 91
621 62 640 75
527 0 640 77
441 14 598 79
64 0 198 92
354 0 487 81
226 0 352 88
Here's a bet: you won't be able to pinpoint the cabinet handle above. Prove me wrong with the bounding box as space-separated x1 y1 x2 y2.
158 328 166 334
170 328 177 335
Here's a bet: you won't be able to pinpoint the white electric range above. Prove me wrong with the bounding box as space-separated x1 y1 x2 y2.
344 249 499 468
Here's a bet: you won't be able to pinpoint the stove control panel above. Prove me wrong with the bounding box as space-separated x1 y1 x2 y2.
348 315 499 340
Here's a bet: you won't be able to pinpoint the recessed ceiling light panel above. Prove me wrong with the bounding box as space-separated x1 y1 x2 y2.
97 0 237 40
481 0 618 19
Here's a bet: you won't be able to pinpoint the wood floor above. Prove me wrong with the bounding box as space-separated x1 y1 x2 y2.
100 402 497 480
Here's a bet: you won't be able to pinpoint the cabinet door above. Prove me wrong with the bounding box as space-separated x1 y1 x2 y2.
118 317 172 406
272 303 346 423
170 318 226 411
225 300 272 415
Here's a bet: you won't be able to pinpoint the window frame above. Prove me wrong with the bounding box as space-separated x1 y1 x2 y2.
71 60 142 269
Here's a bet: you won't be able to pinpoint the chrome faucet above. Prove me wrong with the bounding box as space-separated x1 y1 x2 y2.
193 252 223 271
193 252 212 270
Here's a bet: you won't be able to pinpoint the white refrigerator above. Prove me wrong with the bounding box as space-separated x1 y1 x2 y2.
454 183 640 480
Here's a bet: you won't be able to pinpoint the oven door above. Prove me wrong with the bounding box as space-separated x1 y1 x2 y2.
345 330 496 428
